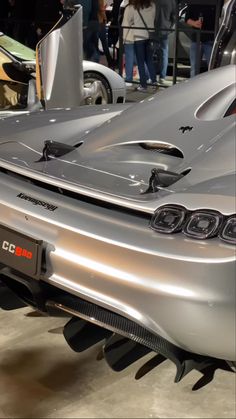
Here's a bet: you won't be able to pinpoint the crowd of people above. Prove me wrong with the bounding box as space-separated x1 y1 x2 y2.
0 0 226 92
121 0 176 90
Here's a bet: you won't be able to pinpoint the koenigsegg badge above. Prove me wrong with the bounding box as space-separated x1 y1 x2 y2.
179 126 193 133
17 193 58 211
1 240 33 260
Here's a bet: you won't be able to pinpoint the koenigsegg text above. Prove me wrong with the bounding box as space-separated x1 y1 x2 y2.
17 193 58 212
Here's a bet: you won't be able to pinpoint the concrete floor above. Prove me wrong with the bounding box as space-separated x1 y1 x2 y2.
0 307 235 418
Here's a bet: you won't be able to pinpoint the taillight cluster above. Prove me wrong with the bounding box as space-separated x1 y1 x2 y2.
151 205 236 244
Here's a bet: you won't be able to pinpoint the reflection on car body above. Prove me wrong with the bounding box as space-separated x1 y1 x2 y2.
0 0 235 389
0 63 235 387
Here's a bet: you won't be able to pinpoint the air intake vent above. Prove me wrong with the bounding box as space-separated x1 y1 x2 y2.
140 142 184 158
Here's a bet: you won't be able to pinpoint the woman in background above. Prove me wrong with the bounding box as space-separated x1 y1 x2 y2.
121 0 136 86
124 0 156 91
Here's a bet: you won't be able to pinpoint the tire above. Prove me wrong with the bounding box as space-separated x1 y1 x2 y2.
83 71 112 105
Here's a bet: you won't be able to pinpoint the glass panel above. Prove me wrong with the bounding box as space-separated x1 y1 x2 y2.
210 0 236 68
0 34 35 61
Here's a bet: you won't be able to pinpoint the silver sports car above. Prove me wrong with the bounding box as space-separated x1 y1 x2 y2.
0 62 235 387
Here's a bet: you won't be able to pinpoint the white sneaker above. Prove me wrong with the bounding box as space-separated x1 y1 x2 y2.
125 82 133 88
151 82 158 90
159 78 172 86
136 86 147 92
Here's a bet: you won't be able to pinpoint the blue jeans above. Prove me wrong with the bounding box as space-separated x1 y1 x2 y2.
190 41 213 77
99 23 113 67
159 36 168 79
134 40 156 88
124 43 135 82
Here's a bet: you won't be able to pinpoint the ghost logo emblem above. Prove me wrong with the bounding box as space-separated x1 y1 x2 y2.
179 126 193 134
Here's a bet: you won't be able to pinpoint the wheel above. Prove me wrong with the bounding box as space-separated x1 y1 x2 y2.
83 71 112 105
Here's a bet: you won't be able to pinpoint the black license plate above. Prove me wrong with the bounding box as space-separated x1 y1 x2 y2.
0 224 43 277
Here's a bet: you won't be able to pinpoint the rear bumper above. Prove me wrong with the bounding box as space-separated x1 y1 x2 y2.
111 87 126 104
0 172 235 361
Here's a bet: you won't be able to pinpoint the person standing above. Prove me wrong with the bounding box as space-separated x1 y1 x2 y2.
83 0 100 61
155 0 175 85
98 0 115 67
61 0 99 61
62 0 91 27
121 0 136 85
108 0 123 47
124 0 157 91
185 1 220 77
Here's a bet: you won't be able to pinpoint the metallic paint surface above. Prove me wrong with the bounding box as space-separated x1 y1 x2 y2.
38 8 84 109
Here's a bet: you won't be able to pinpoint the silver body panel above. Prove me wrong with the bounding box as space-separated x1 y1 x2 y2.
38 8 84 109
0 66 235 361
